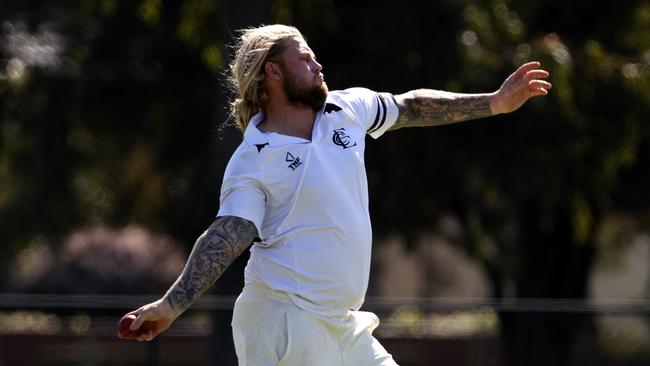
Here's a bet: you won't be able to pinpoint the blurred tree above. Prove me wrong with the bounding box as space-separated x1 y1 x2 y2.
1 0 649 365
0 4 240 366
0 0 228 265
277 0 650 365
5 225 186 294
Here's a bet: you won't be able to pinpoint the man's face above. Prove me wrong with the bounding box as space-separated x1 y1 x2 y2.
278 37 328 111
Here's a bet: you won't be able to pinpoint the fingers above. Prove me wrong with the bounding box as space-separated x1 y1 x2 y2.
119 300 175 342
118 313 157 341
117 306 152 340
524 69 550 81
130 303 160 331
530 88 549 97
508 61 551 91
519 62 552 97
529 80 552 96
514 62 551 85
123 325 157 342
514 61 542 78
117 328 139 341
130 311 147 331
529 79 552 91
136 330 156 342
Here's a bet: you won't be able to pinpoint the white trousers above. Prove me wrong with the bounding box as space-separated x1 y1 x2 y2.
231 283 398 366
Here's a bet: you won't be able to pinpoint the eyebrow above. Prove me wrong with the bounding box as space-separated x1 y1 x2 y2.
289 40 316 58
299 50 316 58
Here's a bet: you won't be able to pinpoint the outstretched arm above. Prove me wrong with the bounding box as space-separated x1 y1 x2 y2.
119 215 258 341
389 61 552 131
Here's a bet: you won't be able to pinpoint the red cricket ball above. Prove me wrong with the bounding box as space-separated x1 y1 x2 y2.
118 314 136 335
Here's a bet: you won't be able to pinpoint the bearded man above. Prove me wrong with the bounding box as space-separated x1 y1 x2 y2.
119 24 551 366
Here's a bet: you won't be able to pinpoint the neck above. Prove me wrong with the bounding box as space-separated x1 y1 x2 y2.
258 99 317 141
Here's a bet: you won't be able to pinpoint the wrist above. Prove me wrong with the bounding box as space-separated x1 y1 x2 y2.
161 294 185 319
487 91 502 115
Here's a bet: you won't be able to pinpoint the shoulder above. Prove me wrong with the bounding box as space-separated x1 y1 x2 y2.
224 140 262 176
328 89 399 138
328 88 377 106
325 88 380 121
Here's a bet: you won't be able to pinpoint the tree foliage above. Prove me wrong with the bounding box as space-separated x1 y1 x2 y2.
1 1 648 364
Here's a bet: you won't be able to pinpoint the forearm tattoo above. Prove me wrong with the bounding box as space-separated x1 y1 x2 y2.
389 89 493 130
165 216 258 313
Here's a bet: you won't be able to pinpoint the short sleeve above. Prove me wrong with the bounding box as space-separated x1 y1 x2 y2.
341 87 399 139
217 146 266 235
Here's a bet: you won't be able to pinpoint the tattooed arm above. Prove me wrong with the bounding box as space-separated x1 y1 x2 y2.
164 216 257 312
390 89 494 130
119 216 258 341
389 61 552 131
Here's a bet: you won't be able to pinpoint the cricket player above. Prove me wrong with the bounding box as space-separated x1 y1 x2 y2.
119 24 551 365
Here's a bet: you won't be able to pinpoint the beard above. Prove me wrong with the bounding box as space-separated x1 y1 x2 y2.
281 65 328 112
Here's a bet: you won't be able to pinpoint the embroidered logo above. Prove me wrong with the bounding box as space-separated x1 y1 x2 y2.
332 128 357 149
285 152 303 170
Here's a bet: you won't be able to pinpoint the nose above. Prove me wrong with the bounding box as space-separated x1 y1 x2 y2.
313 60 322 74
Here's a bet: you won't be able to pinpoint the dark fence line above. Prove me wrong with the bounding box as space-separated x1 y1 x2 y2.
0 294 647 366
1 294 649 314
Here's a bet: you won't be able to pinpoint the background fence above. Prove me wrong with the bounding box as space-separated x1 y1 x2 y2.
0 294 648 366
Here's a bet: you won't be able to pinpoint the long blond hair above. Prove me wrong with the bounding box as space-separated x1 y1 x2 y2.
227 24 304 131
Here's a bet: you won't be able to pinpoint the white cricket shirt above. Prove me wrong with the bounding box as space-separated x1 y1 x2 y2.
218 88 399 317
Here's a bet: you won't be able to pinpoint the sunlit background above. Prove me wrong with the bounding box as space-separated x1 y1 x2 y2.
1 0 649 365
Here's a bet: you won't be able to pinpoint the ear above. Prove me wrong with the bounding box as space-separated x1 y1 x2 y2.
264 61 282 81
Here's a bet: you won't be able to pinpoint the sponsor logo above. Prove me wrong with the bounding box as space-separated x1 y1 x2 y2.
285 152 303 170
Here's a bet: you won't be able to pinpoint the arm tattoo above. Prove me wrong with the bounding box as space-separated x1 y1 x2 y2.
389 89 494 131
164 216 258 313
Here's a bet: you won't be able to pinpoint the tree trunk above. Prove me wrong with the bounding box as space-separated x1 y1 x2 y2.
500 204 596 366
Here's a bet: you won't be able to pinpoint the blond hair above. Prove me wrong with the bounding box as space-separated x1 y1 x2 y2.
227 24 304 130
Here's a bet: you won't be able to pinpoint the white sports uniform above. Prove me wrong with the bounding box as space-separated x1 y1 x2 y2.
218 88 399 366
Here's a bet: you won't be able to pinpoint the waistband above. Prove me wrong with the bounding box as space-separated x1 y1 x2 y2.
241 281 294 304
240 282 354 321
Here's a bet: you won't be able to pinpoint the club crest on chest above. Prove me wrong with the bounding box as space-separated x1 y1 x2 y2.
332 128 357 149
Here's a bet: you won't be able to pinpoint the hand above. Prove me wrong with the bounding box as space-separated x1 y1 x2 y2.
490 61 552 115
118 298 180 341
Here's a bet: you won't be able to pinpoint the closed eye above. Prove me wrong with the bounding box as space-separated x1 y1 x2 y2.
301 53 317 62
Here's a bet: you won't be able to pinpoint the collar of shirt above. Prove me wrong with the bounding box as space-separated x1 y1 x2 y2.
243 106 326 147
